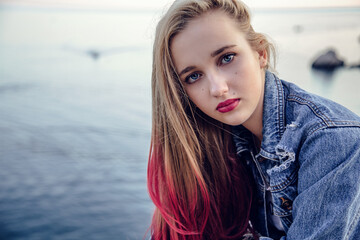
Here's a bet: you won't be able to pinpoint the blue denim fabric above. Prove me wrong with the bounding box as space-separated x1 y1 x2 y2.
232 71 360 239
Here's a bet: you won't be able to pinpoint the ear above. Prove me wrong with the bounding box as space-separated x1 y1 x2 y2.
258 48 268 68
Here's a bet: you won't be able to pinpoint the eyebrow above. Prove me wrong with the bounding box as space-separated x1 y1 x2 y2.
178 44 237 77
210 44 237 57
179 66 196 77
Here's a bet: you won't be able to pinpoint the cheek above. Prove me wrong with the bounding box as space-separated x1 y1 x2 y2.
184 86 201 104
184 80 207 97
185 88 209 110
229 71 246 90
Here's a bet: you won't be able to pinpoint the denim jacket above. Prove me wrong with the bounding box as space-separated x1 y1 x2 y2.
232 71 360 240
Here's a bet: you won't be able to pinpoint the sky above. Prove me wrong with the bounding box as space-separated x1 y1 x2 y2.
1 0 360 10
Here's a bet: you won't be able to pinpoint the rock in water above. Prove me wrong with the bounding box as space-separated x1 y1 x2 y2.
311 49 344 70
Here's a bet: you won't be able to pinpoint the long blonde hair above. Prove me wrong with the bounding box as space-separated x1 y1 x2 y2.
148 0 274 239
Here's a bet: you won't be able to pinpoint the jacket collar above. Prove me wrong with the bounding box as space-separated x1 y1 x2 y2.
232 71 286 161
259 70 286 160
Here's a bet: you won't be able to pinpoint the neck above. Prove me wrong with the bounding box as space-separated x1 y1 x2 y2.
242 71 265 145
242 108 263 144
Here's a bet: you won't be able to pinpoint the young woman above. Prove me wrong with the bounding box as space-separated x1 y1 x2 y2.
147 0 360 239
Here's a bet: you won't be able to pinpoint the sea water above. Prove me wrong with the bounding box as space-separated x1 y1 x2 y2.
0 5 359 240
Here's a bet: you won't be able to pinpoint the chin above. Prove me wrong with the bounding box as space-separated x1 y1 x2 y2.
220 118 246 127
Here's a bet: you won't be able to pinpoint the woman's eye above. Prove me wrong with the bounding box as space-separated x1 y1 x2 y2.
221 54 235 64
185 72 201 84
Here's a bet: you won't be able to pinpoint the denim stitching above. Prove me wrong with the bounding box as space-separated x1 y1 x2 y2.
308 124 328 136
331 120 360 125
288 95 333 123
287 95 332 125
309 124 360 137
275 75 286 136
270 169 298 192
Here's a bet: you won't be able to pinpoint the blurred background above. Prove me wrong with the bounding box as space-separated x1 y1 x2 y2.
0 0 359 239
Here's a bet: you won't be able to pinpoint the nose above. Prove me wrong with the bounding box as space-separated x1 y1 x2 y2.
209 72 229 97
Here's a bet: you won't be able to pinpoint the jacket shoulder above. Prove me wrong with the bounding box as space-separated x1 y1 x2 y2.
281 80 360 136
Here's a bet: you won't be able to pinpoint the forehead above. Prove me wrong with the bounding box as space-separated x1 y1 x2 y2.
172 10 240 46
170 10 245 67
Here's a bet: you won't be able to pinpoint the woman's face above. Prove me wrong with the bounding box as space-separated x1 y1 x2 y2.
171 10 267 128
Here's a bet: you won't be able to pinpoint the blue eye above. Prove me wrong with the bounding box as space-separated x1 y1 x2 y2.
185 72 201 84
221 54 235 64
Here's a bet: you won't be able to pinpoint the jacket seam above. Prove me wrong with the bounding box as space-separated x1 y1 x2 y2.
287 95 333 125
287 95 360 136
270 169 298 192
309 124 360 136
276 76 285 136
345 206 360 240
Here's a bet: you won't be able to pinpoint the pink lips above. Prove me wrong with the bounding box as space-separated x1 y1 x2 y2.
216 98 240 113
